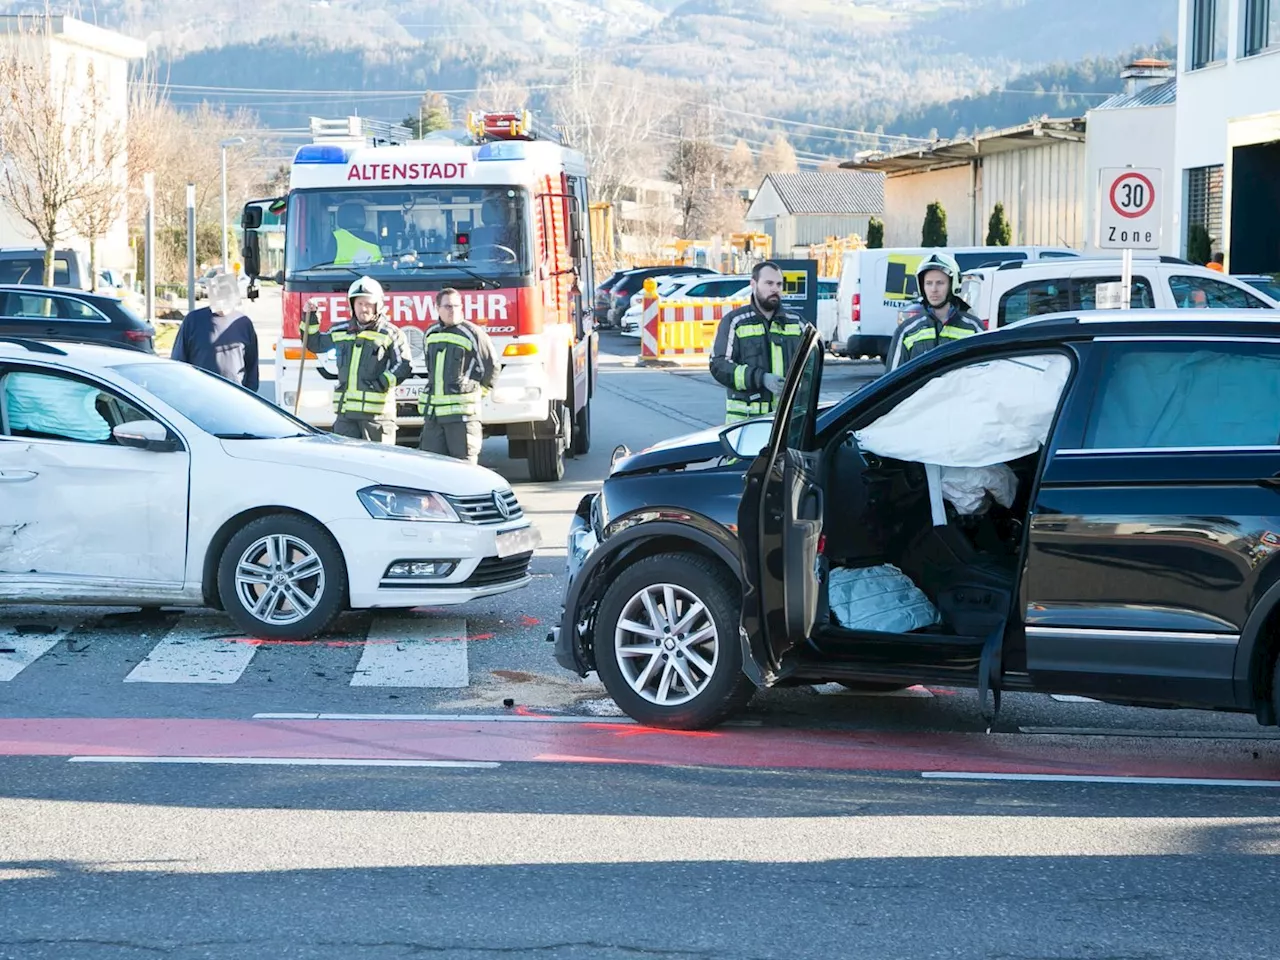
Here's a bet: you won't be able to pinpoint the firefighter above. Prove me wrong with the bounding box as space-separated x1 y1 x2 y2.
332 202 383 266
709 261 806 423
885 252 985 371
302 276 411 444
417 287 498 463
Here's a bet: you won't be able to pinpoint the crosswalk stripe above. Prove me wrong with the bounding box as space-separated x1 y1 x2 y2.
0 625 71 682
351 616 469 688
124 615 259 684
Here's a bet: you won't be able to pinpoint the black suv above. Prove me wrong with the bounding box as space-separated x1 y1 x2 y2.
554 312 1280 729
0 285 155 353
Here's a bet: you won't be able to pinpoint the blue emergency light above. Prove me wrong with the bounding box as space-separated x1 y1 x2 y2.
476 141 528 162
294 144 350 164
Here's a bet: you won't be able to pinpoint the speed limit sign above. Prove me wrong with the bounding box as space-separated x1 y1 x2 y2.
1098 167 1162 250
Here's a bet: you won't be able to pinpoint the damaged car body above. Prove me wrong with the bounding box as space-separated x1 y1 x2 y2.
554 313 1280 730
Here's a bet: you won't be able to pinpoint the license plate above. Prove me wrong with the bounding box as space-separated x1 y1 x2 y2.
495 525 540 559
395 384 424 400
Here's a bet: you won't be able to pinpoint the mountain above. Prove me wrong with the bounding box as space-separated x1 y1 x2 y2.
3 0 1179 157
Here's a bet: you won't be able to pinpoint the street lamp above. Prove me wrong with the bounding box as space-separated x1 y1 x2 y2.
220 136 247 272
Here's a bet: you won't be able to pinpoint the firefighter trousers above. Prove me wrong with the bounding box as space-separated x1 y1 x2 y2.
418 417 482 464
333 415 397 445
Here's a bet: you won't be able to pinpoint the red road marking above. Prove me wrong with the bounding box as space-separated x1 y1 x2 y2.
0 717 1277 779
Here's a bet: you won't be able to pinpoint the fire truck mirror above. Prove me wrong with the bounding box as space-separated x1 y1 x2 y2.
569 208 584 261
242 232 261 280
241 206 264 230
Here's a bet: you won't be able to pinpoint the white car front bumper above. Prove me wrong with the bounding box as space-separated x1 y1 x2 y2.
328 516 540 608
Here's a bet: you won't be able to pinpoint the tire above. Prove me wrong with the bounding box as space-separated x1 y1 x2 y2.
593 553 755 729
217 513 347 640
528 437 565 481
571 399 592 457
1272 652 1280 725
837 681 910 693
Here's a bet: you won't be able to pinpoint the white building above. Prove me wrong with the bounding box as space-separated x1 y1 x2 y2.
743 172 884 257
0 15 146 276
841 119 1089 249
1083 61 1178 255
1174 0 1280 273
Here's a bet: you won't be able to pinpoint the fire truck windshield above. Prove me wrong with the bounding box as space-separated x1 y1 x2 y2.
286 186 530 279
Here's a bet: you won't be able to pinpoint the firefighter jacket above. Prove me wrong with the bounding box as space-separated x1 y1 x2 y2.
416 320 498 422
301 312 411 419
885 302 985 372
709 302 807 423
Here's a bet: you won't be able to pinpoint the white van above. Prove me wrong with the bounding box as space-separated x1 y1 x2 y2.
833 246 1079 358
960 257 1280 329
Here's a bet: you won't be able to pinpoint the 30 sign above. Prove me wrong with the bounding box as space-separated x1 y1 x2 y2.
1098 168 1162 250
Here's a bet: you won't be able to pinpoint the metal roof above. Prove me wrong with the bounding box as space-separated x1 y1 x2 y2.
762 171 884 215
840 117 1087 176
1093 78 1177 111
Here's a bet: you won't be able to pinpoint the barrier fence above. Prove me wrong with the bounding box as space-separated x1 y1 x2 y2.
639 279 748 362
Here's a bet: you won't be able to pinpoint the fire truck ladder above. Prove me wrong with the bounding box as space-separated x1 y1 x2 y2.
308 116 413 147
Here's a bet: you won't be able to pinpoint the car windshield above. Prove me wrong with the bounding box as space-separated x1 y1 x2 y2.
1241 276 1280 301
111 362 314 439
286 186 530 280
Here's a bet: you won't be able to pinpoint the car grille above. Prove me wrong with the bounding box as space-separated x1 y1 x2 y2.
463 552 533 587
446 490 523 524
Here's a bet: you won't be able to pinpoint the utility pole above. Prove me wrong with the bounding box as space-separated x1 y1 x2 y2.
186 183 196 314
143 172 155 324
220 136 246 272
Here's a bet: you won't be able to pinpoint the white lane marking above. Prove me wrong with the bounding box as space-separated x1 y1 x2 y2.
253 712 639 723
812 683 935 698
1018 726 1280 740
0 625 71 681
68 756 498 768
124 616 258 684
922 772 1280 788
1050 694 1101 703
350 616 469 688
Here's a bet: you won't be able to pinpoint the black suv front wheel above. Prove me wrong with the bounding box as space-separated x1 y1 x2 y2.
593 553 754 729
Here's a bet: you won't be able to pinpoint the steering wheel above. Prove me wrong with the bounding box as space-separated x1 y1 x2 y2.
467 243 518 264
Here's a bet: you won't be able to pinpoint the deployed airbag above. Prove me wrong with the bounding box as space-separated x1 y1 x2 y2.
3 372 110 442
855 354 1071 467
828 564 941 633
940 463 1018 515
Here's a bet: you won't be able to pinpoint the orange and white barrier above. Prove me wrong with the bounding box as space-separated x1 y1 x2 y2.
640 279 749 361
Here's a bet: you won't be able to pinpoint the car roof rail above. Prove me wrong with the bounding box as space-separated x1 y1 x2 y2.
0 336 67 355
1159 255 1193 265
996 260 1024 270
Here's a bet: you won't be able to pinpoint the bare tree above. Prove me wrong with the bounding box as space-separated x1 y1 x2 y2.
466 75 530 115
553 62 668 207
0 14 126 285
759 134 800 175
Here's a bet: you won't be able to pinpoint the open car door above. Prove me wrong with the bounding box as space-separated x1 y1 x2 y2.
738 327 824 685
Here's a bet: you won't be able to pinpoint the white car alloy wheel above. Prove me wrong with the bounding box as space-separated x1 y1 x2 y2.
614 582 719 706
234 533 326 626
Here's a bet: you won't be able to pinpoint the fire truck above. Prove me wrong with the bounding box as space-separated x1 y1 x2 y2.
240 111 598 481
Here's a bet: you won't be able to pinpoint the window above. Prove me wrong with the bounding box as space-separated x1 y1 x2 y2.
1039 251 1081 259
1074 276 1156 310
1243 0 1280 55
111 361 312 440
1082 343 1280 449
1169 274 1271 308
955 251 1026 271
0 257 71 286
1185 165 1224 255
0 370 147 444
1189 0 1229 68
998 277 1155 326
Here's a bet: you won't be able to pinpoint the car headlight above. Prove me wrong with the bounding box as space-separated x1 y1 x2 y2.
358 486 459 522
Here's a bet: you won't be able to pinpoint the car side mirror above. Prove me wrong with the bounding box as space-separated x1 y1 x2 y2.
114 420 179 452
719 420 772 460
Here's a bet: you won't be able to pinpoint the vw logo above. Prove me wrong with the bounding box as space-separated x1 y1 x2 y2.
492 491 511 519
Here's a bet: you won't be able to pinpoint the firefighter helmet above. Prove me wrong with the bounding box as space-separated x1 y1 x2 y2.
348 275 384 305
915 251 962 300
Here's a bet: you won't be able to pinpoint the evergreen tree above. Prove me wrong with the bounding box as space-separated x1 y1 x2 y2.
1186 223 1212 266
866 217 885 249
986 202 1012 246
922 201 948 246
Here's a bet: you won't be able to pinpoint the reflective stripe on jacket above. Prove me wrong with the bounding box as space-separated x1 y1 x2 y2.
301 314 411 419
416 320 498 422
709 302 807 423
885 303 985 371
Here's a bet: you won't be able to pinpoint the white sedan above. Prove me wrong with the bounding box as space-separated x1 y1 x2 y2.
0 338 539 639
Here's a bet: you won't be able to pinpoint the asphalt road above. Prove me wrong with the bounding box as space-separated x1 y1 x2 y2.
3 308 1279 958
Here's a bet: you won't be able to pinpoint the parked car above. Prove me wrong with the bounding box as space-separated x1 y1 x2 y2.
1236 273 1280 302
193 268 251 301
554 313 1280 730
606 267 718 327
0 285 155 353
0 247 92 291
961 258 1280 329
833 246 1080 359
0 338 539 639
815 277 838 348
619 275 751 334
594 269 631 324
